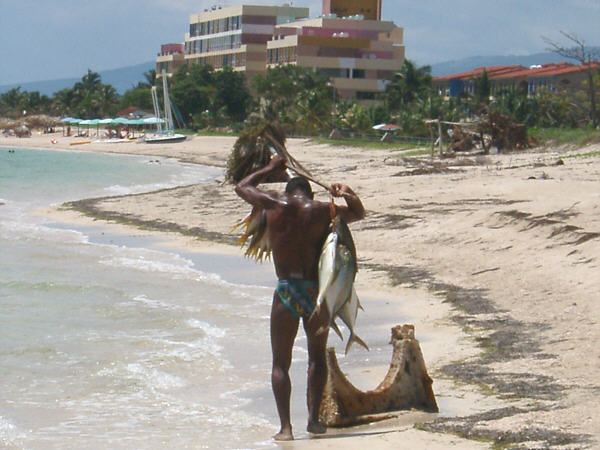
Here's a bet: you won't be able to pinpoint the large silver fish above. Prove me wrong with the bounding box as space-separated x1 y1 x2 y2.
314 215 368 353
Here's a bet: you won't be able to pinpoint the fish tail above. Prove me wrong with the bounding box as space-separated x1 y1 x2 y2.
330 321 343 340
345 332 369 355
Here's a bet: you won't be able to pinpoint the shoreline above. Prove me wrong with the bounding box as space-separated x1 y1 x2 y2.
4 132 599 448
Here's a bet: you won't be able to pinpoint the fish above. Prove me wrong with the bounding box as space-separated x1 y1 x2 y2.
316 215 358 314
314 215 367 353
233 206 271 262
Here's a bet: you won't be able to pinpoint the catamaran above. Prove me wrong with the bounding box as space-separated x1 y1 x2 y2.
142 70 186 144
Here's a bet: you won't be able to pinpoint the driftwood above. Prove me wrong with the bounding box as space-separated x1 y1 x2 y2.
478 109 529 151
319 324 438 427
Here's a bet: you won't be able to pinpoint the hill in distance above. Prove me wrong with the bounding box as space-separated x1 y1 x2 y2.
429 51 596 77
0 61 156 96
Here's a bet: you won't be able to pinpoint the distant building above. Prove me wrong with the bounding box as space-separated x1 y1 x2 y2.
434 62 600 97
156 0 404 101
183 5 309 83
156 44 185 75
116 106 153 119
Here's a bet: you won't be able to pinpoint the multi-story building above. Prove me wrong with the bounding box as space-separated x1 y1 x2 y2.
156 1 404 101
162 5 309 83
267 15 403 101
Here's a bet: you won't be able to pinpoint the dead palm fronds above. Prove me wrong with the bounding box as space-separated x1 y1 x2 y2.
226 116 287 183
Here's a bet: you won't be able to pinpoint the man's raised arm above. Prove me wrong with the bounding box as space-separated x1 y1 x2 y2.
234 156 288 209
331 183 365 223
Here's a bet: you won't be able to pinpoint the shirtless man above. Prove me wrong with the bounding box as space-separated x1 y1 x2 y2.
235 156 365 440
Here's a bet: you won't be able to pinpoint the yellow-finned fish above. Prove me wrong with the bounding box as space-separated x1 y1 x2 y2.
314 215 368 353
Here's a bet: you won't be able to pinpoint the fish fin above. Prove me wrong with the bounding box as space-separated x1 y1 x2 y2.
345 333 369 355
356 295 364 311
330 321 343 340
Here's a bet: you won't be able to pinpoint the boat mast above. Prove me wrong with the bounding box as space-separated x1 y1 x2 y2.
151 86 162 133
161 69 175 132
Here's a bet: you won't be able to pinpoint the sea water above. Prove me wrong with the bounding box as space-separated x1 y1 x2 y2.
0 147 283 449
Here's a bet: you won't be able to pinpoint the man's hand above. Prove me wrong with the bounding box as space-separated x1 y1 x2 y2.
330 183 356 199
268 155 288 171
329 183 365 222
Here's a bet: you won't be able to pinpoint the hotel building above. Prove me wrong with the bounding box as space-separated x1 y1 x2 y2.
156 1 404 101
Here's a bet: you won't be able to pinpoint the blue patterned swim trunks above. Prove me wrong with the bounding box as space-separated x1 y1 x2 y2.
276 279 319 319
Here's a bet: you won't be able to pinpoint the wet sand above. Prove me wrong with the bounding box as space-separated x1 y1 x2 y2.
4 131 600 448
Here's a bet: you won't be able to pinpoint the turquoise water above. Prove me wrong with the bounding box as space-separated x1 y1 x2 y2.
0 147 396 449
0 147 217 204
0 147 280 449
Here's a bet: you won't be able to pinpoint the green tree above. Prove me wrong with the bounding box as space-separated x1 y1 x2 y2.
70 69 119 118
474 69 491 105
213 66 253 123
0 87 26 115
340 103 371 134
252 65 331 134
385 59 433 111
120 86 153 111
141 69 157 88
51 88 77 116
170 64 216 127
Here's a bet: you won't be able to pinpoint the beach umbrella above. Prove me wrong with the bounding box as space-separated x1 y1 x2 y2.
60 117 81 135
79 119 98 137
89 119 101 137
372 123 401 131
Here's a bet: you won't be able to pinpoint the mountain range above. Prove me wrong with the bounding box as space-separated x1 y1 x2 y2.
0 51 592 96
0 61 156 97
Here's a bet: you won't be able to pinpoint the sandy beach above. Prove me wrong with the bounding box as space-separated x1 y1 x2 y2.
3 131 599 449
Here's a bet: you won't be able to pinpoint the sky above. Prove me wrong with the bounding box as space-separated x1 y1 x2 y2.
0 0 599 85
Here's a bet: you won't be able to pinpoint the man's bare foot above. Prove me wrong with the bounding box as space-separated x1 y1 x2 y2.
307 421 326 435
273 428 294 441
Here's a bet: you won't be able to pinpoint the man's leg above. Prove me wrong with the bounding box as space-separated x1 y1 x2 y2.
303 306 329 434
270 292 299 441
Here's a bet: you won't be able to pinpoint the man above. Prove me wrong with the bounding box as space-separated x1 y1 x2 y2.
235 155 365 441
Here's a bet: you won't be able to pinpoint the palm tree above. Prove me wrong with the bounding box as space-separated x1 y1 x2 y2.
385 59 433 111
74 70 102 94
137 69 157 89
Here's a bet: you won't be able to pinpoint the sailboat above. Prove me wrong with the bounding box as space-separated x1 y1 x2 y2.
142 70 186 144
